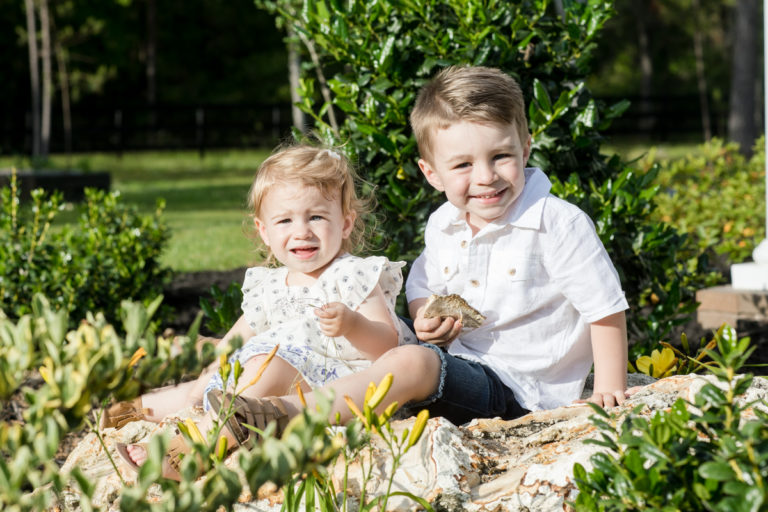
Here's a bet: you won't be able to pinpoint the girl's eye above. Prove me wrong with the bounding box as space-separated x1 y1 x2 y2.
277 218 291 224
494 153 512 160
453 162 471 170
310 215 324 221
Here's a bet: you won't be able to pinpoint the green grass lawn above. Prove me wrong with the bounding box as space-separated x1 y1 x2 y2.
602 137 703 163
1 139 703 273
1 149 271 272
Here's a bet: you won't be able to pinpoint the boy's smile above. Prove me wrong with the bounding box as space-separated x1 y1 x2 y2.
418 121 531 234
255 182 355 284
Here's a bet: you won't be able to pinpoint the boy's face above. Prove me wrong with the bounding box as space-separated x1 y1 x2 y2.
418 121 531 234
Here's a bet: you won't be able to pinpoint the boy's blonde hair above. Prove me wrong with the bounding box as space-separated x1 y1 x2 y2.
248 144 371 263
410 66 529 163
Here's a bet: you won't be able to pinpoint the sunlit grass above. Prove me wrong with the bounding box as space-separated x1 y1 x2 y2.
0 149 271 272
602 137 703 164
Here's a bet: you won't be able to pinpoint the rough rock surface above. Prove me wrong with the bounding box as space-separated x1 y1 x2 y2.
61 372 768 511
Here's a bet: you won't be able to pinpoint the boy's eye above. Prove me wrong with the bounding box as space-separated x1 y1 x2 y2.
452 162 471 170
494 153 512 160
277 218 291 224
309 215 324 221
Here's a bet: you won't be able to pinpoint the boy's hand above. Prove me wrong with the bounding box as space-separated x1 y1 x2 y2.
575 389 628 408
314 302 357 337
413 313 463 347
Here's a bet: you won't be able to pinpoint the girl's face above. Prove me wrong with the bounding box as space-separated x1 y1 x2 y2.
255 182 355 283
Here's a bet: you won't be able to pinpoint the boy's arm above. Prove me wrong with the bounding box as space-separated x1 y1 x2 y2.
583 310 628 408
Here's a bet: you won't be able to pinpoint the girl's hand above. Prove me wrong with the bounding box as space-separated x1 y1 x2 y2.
314 302 357 337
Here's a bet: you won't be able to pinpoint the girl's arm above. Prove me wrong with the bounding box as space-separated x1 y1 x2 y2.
314 284 399 360
220 314 259 347
584 310 628 407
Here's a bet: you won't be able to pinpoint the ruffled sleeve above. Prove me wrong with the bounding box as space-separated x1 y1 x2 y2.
239 266 271 333
322 255 404 311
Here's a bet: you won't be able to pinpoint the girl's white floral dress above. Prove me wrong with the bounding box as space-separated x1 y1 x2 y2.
204 253 415 406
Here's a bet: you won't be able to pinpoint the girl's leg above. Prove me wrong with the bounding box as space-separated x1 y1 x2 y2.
280 344 441 423
138 365 219 421
124 354 303 467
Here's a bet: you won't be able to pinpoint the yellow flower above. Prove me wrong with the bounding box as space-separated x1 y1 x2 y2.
407 409 429 448
366 373 393 410
237 344 279 394
636 347 677 378
396 167 406 180
128 347 147 367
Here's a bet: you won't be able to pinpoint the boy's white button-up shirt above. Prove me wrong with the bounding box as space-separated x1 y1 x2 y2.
406 167 629 411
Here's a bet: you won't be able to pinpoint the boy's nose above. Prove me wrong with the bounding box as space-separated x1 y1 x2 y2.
473 161 496 184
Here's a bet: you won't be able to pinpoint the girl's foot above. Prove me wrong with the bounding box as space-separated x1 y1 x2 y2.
116 434 189 481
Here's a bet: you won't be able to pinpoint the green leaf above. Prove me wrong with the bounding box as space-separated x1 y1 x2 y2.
699 461 736 481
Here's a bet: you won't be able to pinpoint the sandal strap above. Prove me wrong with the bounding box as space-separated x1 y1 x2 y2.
207 391 290 447
235 395 289 434
165 433 192 474
101 397 149 429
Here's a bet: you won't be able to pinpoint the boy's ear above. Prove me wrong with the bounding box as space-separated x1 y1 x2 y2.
418 158 445 192
522 134 532 166
254 217 270 246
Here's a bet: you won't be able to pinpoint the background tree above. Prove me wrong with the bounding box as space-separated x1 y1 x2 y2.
728 0 759 156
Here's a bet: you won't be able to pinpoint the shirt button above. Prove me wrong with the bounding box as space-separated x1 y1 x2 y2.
460 240 468 248
444 266 450 274
470 279 480 287
509 268 517 276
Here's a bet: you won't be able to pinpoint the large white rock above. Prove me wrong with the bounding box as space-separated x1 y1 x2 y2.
59 373 767 511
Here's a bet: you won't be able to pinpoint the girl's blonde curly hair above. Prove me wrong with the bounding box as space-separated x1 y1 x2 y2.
247 144 374 265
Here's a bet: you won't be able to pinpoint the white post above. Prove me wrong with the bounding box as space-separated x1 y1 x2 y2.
731 0 768 289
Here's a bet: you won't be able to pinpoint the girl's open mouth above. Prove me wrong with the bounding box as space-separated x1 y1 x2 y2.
291 247 318 259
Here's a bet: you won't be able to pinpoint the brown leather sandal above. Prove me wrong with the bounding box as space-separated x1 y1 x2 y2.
206 390 290 447
115 434 192 481
100 397 150 430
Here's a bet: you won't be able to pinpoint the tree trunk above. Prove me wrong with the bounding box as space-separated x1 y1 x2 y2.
297 31 339 136
728 0 758 156
632 2 654 132
692 0 712 141
52 19 72 155
24 0 40 157
287 26 305 134
146 0 156 105
38 0 52 158
145 0 157 145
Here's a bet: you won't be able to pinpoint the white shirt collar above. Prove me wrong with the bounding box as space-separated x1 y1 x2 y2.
436 167 552 234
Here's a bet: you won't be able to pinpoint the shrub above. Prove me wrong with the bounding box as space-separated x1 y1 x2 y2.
0 296 429 511
649 137 766 270
259 0 712 349
0 172 172 328
572 325 768 511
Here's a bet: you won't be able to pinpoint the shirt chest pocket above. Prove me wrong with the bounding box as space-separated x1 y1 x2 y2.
490 255 539 284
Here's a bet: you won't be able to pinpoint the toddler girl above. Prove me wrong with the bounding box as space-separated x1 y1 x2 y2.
107 144 415 479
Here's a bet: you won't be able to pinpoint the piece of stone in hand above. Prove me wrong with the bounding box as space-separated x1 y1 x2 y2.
422 294 486 329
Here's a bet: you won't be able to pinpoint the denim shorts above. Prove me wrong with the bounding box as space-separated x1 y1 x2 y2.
399 342 530 426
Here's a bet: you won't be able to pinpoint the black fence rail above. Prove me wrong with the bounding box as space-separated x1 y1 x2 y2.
598 94 727 141
1 95 722 155
2 103 294 155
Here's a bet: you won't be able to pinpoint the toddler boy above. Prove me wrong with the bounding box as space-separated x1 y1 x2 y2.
404 66 629 423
